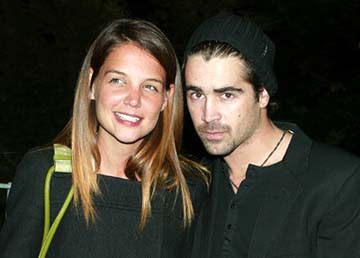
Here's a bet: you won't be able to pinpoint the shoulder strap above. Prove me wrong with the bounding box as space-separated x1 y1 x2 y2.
53 143 72 173
38 144 74 258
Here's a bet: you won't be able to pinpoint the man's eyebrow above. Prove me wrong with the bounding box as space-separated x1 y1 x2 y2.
214 86 243 93
185 85 244 93
185 85 202 91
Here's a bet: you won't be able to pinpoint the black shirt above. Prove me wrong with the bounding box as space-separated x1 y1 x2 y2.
191 123 360 258
0 147 209 258
208 159 275 258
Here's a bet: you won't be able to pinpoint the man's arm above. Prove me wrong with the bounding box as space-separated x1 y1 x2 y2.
317 164 360 258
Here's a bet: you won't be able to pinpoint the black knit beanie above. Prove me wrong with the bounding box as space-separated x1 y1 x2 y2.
185 14 278 96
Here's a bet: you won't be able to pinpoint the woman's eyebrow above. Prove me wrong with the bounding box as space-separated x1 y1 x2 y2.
104 70 164 84
104 70 126 76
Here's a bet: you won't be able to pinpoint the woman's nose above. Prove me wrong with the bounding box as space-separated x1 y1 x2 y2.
124 87 141 108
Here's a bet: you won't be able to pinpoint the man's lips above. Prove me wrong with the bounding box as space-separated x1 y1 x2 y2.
200 130 225 141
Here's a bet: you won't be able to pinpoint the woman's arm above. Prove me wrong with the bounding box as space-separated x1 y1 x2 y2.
0 148 52 258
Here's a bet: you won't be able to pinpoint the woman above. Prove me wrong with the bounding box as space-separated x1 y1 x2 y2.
0 19 208 258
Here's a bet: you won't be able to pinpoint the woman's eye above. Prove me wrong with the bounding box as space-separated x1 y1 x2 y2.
109 78 125 85
144 84 158 92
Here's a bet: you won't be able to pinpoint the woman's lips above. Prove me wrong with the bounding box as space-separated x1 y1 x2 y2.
115 112 142 126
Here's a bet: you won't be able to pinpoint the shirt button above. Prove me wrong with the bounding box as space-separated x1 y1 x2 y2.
224 236 231 243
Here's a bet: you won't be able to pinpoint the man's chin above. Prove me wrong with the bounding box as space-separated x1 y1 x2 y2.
202 141 226 156
201 138 237 156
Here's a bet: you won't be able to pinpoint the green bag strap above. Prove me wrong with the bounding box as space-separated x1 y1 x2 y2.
38 144 74 258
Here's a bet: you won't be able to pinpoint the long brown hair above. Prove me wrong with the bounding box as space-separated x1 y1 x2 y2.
54 19 208 228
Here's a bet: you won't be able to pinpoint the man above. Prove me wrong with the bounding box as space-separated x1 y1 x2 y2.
183 14 360 258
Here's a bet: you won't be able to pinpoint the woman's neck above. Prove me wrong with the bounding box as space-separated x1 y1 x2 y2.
96 132 141 179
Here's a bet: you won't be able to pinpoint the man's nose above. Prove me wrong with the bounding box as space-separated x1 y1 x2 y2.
201 98 221 123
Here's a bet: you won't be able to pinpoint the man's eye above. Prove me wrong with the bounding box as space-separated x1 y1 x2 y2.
222 92 234 99
190 91 203 99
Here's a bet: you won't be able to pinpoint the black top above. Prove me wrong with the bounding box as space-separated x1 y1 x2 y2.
211 159 274 258
0 147 208 258
191 122 360 258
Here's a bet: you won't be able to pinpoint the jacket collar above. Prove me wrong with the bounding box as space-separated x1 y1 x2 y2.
248 122 311 258
207 122 312 258
276 122 312 177
207 122 313 177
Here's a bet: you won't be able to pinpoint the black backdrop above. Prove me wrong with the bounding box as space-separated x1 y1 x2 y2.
1 0 359 221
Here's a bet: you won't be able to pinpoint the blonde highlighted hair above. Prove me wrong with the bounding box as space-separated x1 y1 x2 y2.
54 19 208 229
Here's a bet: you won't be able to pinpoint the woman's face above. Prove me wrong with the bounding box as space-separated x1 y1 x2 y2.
91 42 173 150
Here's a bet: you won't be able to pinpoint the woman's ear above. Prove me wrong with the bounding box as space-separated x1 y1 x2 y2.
89 68 95 100
161 83 175 111
258 87 270 109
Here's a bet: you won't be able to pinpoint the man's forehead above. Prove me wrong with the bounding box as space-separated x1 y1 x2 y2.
186 54 244 66
185 54 249 79
185 58 250 91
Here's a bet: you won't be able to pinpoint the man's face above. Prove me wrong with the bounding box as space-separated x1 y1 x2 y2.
185 54 267 156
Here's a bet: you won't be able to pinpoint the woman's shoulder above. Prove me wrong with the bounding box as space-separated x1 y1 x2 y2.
24 145 54 158
15 146 54 183
184 172 208 190
179 153 209 184
181 160 210 205
5 146 55 217
21 146 54 166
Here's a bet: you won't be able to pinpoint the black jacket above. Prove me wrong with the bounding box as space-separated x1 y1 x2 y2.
192 123 360 258
0 147 208 258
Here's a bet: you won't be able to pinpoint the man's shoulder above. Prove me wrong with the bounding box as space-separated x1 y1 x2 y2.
296 140 360 192
309 141 360 171
281 122 360 176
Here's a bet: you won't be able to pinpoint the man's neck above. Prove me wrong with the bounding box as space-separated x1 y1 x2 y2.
224 119 291 181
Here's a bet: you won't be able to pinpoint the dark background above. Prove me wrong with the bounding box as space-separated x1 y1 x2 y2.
0 0 359 222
